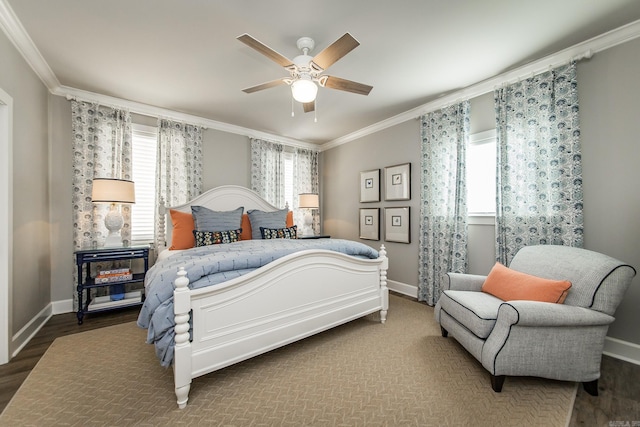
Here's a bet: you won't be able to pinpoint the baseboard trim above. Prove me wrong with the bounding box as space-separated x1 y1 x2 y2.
387 280 417 299
52 298 73 315
11 303 52 359
603 336 640 366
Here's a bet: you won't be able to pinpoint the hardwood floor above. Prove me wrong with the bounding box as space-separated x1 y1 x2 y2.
1 307 639 425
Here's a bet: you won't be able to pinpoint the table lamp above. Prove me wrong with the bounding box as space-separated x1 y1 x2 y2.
298 193 319 237
91 178 135 247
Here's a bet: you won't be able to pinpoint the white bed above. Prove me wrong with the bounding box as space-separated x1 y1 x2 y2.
152 186 389 408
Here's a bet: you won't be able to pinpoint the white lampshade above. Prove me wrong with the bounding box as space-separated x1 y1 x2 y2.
298 193 319 209
91 178 135 204
92 178 135 247
291 78 318 103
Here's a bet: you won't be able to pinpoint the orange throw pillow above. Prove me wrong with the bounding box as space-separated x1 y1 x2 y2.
169 209 195 250
286 211 293 228
240 214 252 241
481 262 572 304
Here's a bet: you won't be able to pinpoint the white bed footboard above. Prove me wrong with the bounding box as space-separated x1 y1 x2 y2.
173 245 388 408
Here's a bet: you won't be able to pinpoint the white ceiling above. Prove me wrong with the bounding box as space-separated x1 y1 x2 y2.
5 0 640 144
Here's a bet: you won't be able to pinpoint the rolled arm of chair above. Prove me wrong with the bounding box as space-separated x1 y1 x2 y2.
496 301 615 327
446 273 487 292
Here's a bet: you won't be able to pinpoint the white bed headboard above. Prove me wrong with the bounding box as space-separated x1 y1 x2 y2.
158 185 282 248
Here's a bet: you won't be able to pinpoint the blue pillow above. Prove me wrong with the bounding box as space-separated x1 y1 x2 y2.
193 229 242 247
191 206 243 231
261 226 298 239
247 209 288 239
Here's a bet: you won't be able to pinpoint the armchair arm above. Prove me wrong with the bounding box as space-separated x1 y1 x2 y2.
497 301 615 327
446 273 487 292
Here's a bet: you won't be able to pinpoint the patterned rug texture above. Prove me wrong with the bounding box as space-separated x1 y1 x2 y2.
0 295 576 426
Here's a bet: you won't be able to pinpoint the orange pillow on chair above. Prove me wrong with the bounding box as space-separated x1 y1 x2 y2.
169 209 195 250
481 262 572 304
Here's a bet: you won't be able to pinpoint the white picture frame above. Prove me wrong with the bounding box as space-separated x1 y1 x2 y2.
359 208 380 241
384 207 410 243
384 163 411 201
360 169 380 203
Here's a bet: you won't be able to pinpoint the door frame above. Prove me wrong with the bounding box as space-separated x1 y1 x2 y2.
0 87 13 364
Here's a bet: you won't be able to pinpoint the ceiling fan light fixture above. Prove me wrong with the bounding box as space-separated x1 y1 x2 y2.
291 78 318 103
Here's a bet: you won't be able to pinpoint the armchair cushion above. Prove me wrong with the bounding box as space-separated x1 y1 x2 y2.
481 262 572 304
439 290 503 339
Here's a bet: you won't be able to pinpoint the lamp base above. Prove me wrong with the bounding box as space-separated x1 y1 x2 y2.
103 233 123 248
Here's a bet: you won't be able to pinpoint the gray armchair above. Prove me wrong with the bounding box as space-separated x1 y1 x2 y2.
434 245 636 395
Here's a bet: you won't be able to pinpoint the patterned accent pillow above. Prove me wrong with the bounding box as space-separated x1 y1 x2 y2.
260 226 298 240
193 229 242 247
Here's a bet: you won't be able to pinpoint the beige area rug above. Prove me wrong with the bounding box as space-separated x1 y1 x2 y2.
0 295 576 426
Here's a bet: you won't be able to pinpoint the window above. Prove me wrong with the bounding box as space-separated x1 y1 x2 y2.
283 151 294 209
131 124 158 243
467 130 496 215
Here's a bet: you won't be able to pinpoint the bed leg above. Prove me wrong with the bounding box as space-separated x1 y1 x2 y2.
176 384 191 409
174 267 193 409
379 245 388 324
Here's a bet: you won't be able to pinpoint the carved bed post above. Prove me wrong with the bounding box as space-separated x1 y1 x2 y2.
378 245 389 323
174 267 192 409
156 197 166 249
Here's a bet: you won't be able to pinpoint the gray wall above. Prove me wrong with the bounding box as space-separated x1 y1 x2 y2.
578 37 640 344
0 30 51 343
323 38 640 345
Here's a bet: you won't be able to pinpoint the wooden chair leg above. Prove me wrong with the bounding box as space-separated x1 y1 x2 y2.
583 379 599 396
491 374 506 392
440 326 448 337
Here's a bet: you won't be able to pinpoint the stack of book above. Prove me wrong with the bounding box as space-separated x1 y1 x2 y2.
95 268 132 283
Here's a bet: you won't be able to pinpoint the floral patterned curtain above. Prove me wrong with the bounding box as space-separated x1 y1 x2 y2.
292 147 320 232
250 138 285 208
494 62 583 265
71 100 133 250
418 101 470 305
71 100 132 308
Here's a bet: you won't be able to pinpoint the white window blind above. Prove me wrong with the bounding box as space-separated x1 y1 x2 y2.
467 130 497 215
283 152 294 209
131 124 158 243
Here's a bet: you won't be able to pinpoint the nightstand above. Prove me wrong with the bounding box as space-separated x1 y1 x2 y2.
74 245 149 324
298 235 331 239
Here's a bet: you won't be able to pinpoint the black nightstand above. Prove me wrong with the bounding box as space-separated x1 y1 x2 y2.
74 245 149 324
298 235 331 239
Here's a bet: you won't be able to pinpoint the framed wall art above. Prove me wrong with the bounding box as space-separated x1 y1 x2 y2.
384 163 411 201
359 208 380 241
384 207 410 243
360 169 380 202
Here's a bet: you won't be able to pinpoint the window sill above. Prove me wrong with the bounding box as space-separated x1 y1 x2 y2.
468 215 495 225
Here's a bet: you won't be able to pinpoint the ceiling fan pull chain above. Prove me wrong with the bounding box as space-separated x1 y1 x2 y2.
291 96 295 118
314 100 318 123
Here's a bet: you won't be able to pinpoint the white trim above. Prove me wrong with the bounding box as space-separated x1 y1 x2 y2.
0 87 12 364
603 336 640 366
468 215 495 226
11 303 51 359
320 19 640 150
52 298 73 315
0 0 60 90
469 129 496 145
387 280 417 299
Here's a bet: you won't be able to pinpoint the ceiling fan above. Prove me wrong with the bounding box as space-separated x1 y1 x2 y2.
237 33 373 113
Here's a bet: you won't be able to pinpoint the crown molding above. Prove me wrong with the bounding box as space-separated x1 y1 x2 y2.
320 19 640 151
0 0 60 91
57 85 317 150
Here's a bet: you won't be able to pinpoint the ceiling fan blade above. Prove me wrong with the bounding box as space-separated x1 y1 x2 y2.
237 34 294 68
311 33 360 71
303 101 315 113
321 76 373 96
242 79 287 94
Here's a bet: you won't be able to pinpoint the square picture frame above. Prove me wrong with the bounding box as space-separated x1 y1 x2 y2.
384 163 411 201
359 208 380 241
360 169 380 202
384 207 410 243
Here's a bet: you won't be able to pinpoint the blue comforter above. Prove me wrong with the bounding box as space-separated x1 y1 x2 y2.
137 239 378 367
